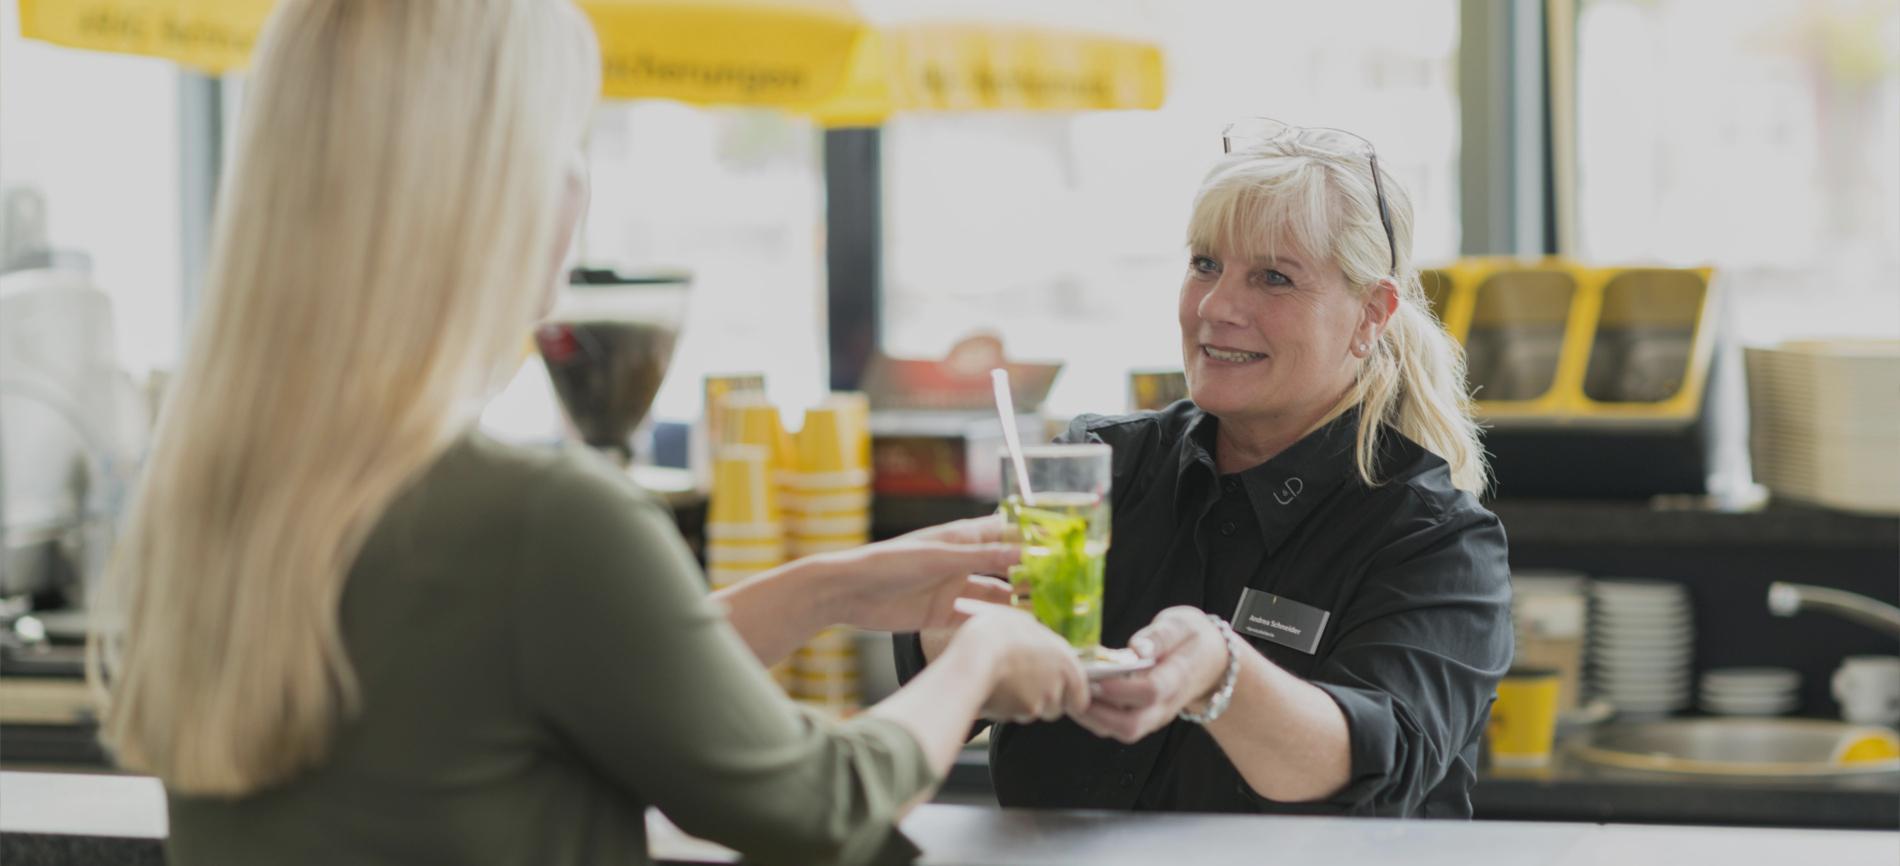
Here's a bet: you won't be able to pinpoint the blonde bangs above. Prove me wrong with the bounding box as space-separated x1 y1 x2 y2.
1186 155 1342 271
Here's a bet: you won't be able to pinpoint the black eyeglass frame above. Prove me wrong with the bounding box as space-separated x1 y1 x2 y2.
1221 118 1398 276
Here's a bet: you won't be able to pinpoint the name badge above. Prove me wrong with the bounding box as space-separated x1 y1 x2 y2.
1230 588 1330 655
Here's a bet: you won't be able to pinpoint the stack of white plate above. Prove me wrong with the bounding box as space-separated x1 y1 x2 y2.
1745 340 1900 515
1587 579 1694 716
1700 667 1801 716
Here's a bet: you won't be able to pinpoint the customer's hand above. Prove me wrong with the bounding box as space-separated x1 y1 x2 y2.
1071 606 1230 743
808 524 1016 633
949 602 1090 724
895 513 1010 546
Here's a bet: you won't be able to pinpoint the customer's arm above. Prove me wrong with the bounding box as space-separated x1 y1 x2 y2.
515 472 1080 866
713 530 1016 667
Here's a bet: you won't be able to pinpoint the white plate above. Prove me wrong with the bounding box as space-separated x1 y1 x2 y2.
1592 604 1692 620
1603 683 1694 695
1593 672 1695 687
1592 625 1694 639
1600 692 1693 706
1601 687 1692 702
1702 699 1800 715
1591 663 1693 678
1606 698 1691 714
1701 667 1800 688
1591 587 1691 602
1590 639 1695 655
1700 692 1799 707
1593 606 1693 621
1592 628 1694 644
1594 601 1691 615
1591 580 1689 598
1590 638 1694 652
1701 682 1801 698
1590 654 1694 671
1592 670 1694 686
1593 666 1695 680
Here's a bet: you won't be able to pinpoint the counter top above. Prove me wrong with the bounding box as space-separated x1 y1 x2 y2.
940 743 1900 830
3 771 1894 866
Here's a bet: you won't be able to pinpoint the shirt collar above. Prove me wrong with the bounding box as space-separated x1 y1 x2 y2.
1171 408 1220 511
1172 405 1361 555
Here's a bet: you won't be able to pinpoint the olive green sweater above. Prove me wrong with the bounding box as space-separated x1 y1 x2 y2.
165 431 933 865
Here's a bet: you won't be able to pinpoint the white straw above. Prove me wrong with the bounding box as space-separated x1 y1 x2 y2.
991 368 1035 506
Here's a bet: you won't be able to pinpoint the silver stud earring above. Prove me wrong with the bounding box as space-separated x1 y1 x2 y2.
1356 342 1369 354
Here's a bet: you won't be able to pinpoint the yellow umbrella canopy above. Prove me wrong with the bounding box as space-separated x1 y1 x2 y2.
807 21 1165 126
15 0 1162 121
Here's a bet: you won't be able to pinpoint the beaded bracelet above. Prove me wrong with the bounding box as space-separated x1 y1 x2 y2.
1178 614 1241 725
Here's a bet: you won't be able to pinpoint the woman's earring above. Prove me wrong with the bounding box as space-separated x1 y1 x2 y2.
1356 342 1369 355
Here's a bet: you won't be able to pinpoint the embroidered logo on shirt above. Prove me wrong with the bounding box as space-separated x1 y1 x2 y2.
1274 476 1304 505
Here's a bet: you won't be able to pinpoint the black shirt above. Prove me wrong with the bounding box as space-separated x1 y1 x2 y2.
895 400 1512 817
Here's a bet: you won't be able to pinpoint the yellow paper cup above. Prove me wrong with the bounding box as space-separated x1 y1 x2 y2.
789 514 870 537
703 374 766 459
709 445 778 526
803 626 856 652
784 469 873 492
1489 667 1562 767
705 541 784 570
790 536 871 556
828 392 871 469
794 653 860 676
724 396 795 469
797 398 871 474
792 675 862 700
783 490 874 514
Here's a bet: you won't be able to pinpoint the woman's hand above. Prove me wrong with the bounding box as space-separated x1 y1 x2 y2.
1071 606 1231 743
811 519 1017 633
948 602 1090 723
895 513 1010 546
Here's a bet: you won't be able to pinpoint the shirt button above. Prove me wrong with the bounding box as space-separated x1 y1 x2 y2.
1222 479 1240 494
1120 772 1136 787
1220 521 1237 536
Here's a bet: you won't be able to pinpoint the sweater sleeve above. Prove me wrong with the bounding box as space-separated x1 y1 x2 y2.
512 456 935 866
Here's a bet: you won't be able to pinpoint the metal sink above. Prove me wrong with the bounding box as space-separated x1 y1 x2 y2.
1572 718 1900 777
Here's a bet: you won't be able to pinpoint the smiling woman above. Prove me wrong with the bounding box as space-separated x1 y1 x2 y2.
897 120 1511 818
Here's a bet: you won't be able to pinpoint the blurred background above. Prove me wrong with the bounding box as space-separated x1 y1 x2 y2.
2 0 1897 835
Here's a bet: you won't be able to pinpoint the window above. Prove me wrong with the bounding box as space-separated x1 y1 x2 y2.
880 0 1463 417
1575 0 1900 343
484 103 828 443
1 3 183 377
582 103 828 423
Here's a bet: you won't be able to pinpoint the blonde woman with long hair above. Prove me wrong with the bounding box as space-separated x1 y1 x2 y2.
897 119 1512 817
93 2 1086 863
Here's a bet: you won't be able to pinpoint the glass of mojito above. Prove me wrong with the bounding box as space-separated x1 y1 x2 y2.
999 444 1111 652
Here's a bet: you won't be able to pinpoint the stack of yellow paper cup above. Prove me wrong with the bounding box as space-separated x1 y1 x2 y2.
785 394 873 557
705 444 793 688
787 394 874 716
723 395 796 522
705 444 784 589
694 373 766 492
792 626 860 715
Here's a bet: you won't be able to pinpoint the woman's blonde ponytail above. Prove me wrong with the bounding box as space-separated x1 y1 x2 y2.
1351 277 1489 495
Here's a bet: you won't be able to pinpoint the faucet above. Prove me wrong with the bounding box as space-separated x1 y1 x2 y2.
1768 583 1900 639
